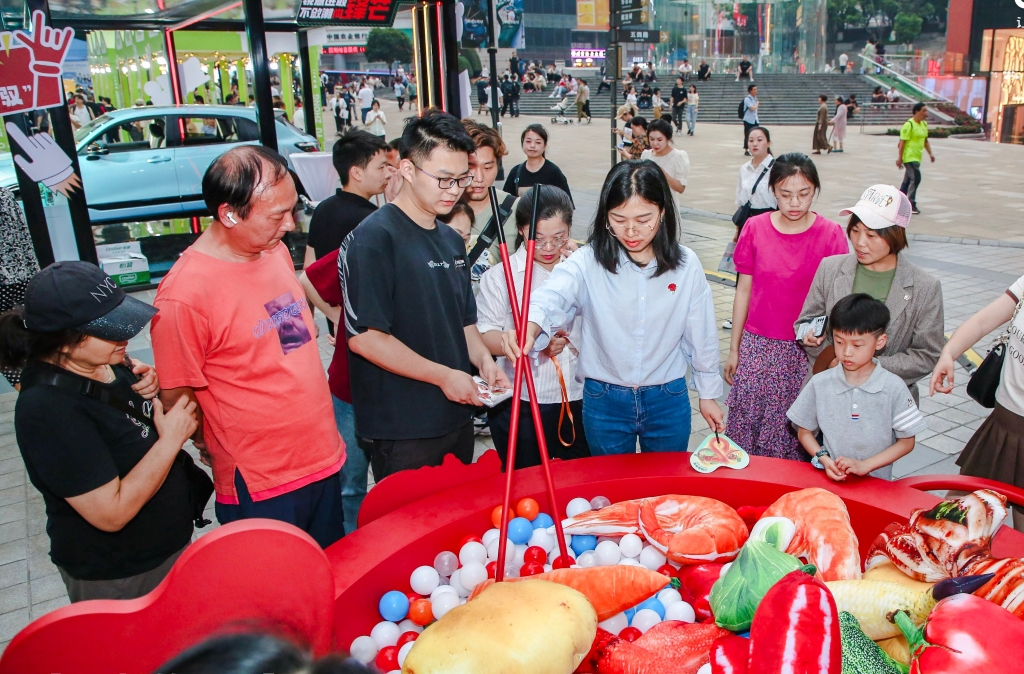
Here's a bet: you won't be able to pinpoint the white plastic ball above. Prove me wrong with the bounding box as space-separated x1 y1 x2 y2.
597 536 618 545
617 557 642 566
349 635 378 664
486 537 514 561
543 563 552 572
696 664 712 674
566 497 592 518
549 547 576 564
433 551 459 576
638 546 667 570
430 584 458 603
512 543 528 567
631 608 662 633
431 592 460 619
665 601 696 623
589 495 612 509
460 561 488 591
595 540 622 566
398 641 415 667
398 618 424 634
721 562 733 577
370 621 401 649
529 527 556 553
482 528 501 547
619 533 644 559
448 569 470 598
657 588 683 607
410 565 441 595
598 612 628 634
576 550 598 568
459 541 488 566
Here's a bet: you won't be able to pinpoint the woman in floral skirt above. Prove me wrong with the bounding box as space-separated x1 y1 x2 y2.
724 153 848 460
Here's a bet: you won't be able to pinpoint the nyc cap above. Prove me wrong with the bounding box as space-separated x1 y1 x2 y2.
839 184 912 230
23 261 157 341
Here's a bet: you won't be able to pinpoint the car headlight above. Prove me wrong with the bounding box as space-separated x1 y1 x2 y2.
295 141 320 152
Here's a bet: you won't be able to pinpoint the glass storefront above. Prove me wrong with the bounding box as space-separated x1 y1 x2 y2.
983 29 1024 145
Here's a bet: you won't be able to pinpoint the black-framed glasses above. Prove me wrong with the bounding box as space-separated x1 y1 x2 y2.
413 164 474 190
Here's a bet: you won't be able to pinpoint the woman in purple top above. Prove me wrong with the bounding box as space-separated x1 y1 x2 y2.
724 153 849 460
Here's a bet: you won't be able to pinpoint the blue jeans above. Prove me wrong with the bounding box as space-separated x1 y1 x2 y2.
333 395 366 534
686 106 698 133
581 377 692 455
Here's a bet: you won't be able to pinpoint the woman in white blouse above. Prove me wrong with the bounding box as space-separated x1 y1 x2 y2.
478 186 590 468
364 100 387 137
501 161 725 456
734 125 778 239
641 119 689 210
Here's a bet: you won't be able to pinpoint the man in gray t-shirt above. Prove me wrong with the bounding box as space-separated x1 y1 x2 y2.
788 359 927 480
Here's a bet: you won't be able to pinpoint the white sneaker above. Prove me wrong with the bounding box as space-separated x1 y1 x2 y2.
722 319 733 330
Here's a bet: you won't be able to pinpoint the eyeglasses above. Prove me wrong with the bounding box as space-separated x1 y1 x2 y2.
535 235 569 250
606 221 656 235
775 192 815 205
413 164 474 190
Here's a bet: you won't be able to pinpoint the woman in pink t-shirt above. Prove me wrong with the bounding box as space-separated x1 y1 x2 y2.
724 153 849 460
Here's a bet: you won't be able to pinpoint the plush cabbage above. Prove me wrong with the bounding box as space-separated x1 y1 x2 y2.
709 517 809 632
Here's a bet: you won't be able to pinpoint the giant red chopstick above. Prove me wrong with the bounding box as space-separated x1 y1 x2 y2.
489 185 570 581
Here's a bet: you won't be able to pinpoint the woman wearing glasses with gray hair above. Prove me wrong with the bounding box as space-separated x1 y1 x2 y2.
500 161 725 456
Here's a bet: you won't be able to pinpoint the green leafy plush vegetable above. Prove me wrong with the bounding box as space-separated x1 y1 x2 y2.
709 517 805 632
839 611 908 674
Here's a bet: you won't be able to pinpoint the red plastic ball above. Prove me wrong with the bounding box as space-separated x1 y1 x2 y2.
551 555 572 569
486 561 497 578
375 645 399 671
491 505 505 529
619 627 642 642
397 631 419 648
516 497 540 521
656 564 679 579
460 534 483 549
523 546 547 565
408 598 434 626
520 562 545 576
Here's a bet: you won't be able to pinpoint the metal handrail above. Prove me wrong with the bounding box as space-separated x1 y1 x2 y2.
858 101 954 134
856 53 952 104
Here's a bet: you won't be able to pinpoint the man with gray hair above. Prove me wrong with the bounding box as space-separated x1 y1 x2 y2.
151 145 346 547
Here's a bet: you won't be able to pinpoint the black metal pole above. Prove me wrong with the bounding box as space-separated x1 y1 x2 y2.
297 31 317 137
25 0 96 264
610 44 619 166
485 0 499 130
441 0 462 116
3 114 54 267
243 0 277 150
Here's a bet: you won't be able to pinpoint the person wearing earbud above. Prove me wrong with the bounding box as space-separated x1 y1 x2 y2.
149 145 346 549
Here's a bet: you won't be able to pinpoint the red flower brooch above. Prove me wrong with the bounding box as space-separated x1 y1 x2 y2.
668 283 677 293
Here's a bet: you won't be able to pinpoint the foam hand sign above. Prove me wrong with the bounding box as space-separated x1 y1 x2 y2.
0 11 75 115
144 75 173 106
5 122 81 197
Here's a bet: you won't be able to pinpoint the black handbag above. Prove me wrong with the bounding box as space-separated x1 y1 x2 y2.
732 159 773 229
967 296 1023 408
20 363 214 527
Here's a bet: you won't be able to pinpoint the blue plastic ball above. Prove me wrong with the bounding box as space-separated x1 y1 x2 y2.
570 534 598 556
636 596 666 620
624 606 637 624
508 517 534 545
378 590 409 622
532 512 554 530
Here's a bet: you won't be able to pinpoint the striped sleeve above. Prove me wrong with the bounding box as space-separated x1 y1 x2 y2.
891 385 927 438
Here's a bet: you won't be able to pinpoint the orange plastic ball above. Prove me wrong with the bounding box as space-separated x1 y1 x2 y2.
409 598 434 626
491 505 505 529
516 498 540 521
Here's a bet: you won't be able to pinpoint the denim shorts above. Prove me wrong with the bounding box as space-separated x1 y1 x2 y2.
581 377 692 455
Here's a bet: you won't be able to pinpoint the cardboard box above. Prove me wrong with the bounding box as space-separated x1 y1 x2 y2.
96 242 150 287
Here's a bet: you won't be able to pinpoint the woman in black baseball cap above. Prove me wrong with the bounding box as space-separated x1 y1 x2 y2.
0 261 202 602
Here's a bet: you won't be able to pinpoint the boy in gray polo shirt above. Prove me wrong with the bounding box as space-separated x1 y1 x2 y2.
788 294 927 481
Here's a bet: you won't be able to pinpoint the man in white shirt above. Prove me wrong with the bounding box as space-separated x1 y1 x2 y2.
838 52 849 74
357 84 374 124
678 59 693 81
69 95 93 130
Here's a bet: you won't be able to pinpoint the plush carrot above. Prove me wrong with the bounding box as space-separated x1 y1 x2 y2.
576 623 730 674
469 566 673 621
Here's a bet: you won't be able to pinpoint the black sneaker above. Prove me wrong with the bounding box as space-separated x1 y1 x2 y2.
911 207 921 215
744 151 751 156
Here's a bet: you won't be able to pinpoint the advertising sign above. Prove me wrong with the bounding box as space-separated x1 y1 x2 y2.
296 0 402 26
614 28 668 43
0 11 74 116
576 0 610 32
497 0 525 49
462 0 490 48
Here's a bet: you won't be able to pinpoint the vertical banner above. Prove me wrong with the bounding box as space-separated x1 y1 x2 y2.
461 0 489 48
497 0 524 49
576 0 609 31
308 44 325 150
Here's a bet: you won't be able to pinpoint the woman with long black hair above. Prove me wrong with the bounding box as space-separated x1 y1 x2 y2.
501 160 724 455
502 124 573 203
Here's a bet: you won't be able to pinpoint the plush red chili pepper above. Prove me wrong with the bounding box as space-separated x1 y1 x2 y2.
710 634 750 674
746 569 841 674
895 593 1024 674
676 563 725 622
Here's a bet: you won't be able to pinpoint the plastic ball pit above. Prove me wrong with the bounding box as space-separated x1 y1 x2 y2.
3 450 1024 674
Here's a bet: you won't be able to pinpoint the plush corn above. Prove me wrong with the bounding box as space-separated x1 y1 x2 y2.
825 580 935 641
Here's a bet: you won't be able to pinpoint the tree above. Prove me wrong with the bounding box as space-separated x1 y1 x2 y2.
893 11 923 44
365 28 412 68
827 0 863 44
461 48 482 78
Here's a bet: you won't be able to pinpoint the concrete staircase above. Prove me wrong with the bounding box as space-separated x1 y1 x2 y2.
476 74 915 126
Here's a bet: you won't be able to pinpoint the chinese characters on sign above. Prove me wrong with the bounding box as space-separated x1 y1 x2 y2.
322 46 367 54
296 0 400 25
570 49 606 59
0 10 75 115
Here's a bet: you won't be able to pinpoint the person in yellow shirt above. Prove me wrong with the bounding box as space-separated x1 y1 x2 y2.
896 103 935 215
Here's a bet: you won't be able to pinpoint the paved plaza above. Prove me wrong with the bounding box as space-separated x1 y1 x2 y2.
0 101 1019 652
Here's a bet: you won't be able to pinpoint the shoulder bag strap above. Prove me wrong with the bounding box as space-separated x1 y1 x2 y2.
999 293 1024 346
750 159 773 196
467 193 517 266
20 365 154 430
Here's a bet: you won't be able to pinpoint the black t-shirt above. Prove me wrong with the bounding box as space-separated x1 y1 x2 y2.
15 361 193 580
671 86 688 106
503 159 573 204
739 60 752 74
306 190 378 260
341 204 477 440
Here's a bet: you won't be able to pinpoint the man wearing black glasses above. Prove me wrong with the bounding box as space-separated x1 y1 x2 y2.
341 111 510 479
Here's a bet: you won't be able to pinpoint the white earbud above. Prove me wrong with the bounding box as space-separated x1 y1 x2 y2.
226 212 237 224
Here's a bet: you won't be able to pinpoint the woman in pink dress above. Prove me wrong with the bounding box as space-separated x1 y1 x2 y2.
830 96 848 153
